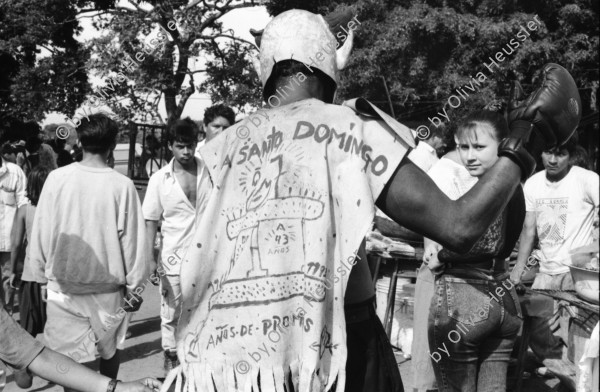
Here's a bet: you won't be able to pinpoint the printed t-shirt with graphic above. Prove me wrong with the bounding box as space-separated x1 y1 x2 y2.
177 98 412 392
524 166 599 275
142 157 212 275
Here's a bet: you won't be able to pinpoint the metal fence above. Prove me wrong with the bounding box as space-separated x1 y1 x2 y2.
127 122 169 181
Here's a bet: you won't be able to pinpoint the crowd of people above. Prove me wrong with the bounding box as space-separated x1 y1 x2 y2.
0 104 238 391
1 7 598 392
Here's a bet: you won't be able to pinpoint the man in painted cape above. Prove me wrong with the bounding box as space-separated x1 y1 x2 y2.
169 9 579 392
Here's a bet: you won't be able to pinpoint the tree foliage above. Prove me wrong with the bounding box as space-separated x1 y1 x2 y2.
332 0 598 133
266 0 331 16
2 0 597 145
83 0 264 126
0 0 90 136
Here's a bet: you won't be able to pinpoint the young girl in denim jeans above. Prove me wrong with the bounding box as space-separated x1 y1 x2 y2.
427 110 525 392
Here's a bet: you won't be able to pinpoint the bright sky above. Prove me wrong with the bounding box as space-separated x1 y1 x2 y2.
43 3 271 126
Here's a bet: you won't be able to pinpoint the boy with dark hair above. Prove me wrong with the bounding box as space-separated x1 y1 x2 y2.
1 141 18 163
512 136 593 290
166 118 199 144
143 117 213 372
75 114 119 153
202 104 235 141
48 136 74 168
511 135 598 364
28 113 152 390
22 123 57 174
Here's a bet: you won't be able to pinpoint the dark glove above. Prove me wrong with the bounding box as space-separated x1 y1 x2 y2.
502 63 581 180
498 135 537 181
508 63 581 146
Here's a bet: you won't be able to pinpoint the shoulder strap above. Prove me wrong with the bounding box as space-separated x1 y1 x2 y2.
342 97 416 148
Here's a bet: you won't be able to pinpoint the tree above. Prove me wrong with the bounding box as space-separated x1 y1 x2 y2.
0 0 90 139
331 0 598 136
266 0 331 16
81 0 265 126
263 0 598 167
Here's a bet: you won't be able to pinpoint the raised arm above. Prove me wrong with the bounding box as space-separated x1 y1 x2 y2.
378 63 581 253
377 156 521 253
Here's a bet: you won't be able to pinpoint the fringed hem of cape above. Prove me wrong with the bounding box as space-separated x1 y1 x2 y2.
178 360 346 392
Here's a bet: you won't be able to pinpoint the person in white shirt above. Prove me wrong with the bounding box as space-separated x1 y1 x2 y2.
512 137 599 286
407 124 446 173
511 136 599 360
142 118 212 372
194 104 235 156
28 114 151 387
0 155 28 309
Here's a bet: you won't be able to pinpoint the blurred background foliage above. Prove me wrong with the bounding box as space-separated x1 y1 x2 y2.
266 0 598 164
1 0 598 163
0 0 90 137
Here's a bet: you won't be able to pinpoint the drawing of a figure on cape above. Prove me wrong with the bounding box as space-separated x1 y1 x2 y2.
207 137 331 310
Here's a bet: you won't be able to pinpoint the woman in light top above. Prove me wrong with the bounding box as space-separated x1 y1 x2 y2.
426 110 525 392
412 135 478 392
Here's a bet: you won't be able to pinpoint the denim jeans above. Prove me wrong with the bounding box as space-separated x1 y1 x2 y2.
412 263 438 391
428 270 523 392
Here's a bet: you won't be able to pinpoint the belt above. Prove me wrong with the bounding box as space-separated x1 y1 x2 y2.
446 258 494 270
443 267 511 282
445 257 508 274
